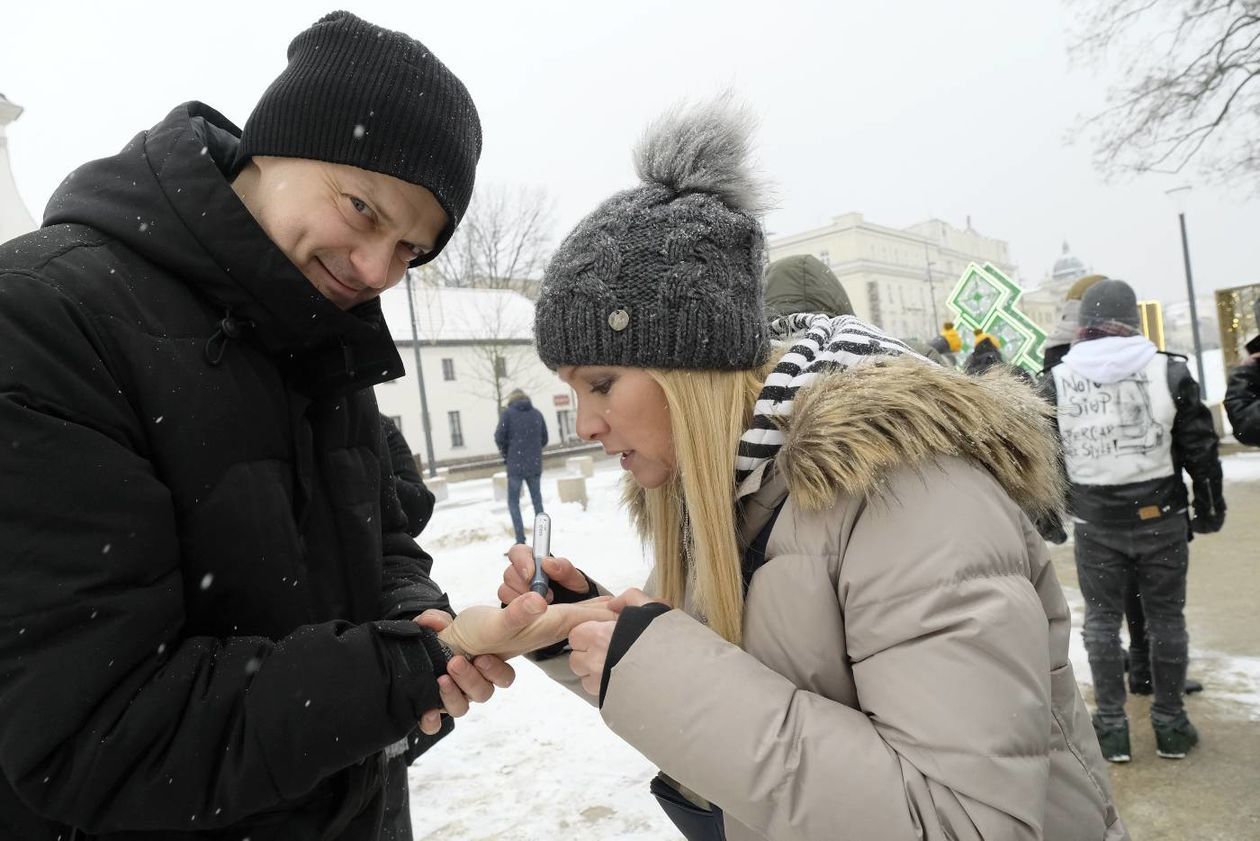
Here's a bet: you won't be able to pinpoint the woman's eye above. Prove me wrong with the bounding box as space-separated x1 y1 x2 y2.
589 379 612 395
399 242 425 261
349 196 372 217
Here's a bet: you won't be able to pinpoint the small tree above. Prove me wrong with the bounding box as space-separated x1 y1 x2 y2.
1068 0 1260 187
417 183 555 411
430 183 554 297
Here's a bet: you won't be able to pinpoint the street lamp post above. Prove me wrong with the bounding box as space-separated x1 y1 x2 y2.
924 245 939 339
1165 186 1208 388
404 271 439 478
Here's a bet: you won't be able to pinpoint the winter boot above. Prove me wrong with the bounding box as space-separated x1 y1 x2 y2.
1092 715 1132 763
1153 716 1199 759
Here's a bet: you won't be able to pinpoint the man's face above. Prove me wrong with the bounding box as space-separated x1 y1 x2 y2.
233 156 448 309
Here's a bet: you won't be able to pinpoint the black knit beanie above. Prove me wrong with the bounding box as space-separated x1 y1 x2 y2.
239 11 481 265
534 97 770 372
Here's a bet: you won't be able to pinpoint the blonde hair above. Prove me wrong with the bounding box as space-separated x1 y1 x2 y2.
636 360 775 644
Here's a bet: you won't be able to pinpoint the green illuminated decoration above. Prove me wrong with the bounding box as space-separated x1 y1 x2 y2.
945 262 1046 374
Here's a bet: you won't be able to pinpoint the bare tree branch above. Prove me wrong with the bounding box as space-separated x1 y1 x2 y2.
424 183 555 411
1068 0 1260 189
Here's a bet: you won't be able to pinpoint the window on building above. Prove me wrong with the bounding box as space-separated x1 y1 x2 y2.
557 409 576 442
441 358 455 381
448 411 464 448
819 249 830 267
387 415 402 431
494 355 507 378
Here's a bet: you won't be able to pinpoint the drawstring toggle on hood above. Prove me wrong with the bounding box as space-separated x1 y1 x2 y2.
204 310 255 366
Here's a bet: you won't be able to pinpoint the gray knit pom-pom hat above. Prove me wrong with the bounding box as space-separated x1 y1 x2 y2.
533 97 771 371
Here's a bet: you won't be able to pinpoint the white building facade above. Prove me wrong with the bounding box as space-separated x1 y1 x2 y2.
767 213 1017 342
374 282 578 467
0 93 38 245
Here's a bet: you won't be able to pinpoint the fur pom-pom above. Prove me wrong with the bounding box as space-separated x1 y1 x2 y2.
633 94 769 213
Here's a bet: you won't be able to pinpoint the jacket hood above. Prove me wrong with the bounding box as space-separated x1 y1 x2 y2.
773 357 1063 518
1062 335 1157 384
42 102 403 393
510 398 534 410
764 255 854 318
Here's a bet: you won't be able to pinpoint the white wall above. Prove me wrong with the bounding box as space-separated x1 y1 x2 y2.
376 341 579 465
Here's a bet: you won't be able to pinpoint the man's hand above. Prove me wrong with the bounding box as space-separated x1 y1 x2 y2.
500 544 592 604
413 609 517 735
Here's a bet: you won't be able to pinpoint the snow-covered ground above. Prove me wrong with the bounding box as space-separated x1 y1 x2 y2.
407 450 1260 839
408 457 680 839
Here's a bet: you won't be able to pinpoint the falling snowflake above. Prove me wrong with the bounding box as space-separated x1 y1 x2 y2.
353 124 366 140
200 573 214 590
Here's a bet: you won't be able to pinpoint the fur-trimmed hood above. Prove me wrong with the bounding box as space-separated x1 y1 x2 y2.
774 357 1063 518
626 357 1064 525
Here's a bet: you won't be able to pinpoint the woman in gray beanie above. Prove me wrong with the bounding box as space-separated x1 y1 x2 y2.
501 99 1126 841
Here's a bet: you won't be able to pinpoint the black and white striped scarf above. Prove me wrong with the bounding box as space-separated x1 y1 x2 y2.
734 313 924 495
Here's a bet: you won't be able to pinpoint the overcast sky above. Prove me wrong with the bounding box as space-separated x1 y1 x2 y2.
4 0 1258 305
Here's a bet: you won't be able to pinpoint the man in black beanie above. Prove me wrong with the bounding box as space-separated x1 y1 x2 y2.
1041 279 1223 765
0 12 610 840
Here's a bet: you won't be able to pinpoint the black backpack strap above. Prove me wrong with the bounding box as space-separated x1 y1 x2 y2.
742 498 787 591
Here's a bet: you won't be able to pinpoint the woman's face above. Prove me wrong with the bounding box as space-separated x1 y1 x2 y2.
559 365 675 489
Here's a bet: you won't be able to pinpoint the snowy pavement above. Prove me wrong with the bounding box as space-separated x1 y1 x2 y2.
407 451 1260 839
408 458 679 839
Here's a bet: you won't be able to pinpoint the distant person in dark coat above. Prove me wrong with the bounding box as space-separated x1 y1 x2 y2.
1224 299 1260 446
495 388 549 544
381 414 436 537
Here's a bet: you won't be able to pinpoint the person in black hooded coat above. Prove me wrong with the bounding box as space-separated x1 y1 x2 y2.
0 13 611 841
1223 299 1260 446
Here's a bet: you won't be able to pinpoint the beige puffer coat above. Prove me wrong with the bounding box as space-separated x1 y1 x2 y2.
539 358 1127 841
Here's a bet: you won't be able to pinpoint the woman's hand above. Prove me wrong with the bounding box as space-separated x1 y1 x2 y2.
499 544 592 604
568 618 617 697
569 588 670 697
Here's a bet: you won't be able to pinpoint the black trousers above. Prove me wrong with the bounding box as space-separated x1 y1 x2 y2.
1076 517 1190 726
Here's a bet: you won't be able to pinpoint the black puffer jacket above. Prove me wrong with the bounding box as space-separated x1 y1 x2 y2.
0 103 452 841
381 413 436 535
1224 360 1260 446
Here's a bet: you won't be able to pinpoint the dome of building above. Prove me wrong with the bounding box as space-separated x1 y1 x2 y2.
1051 241 1087 286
